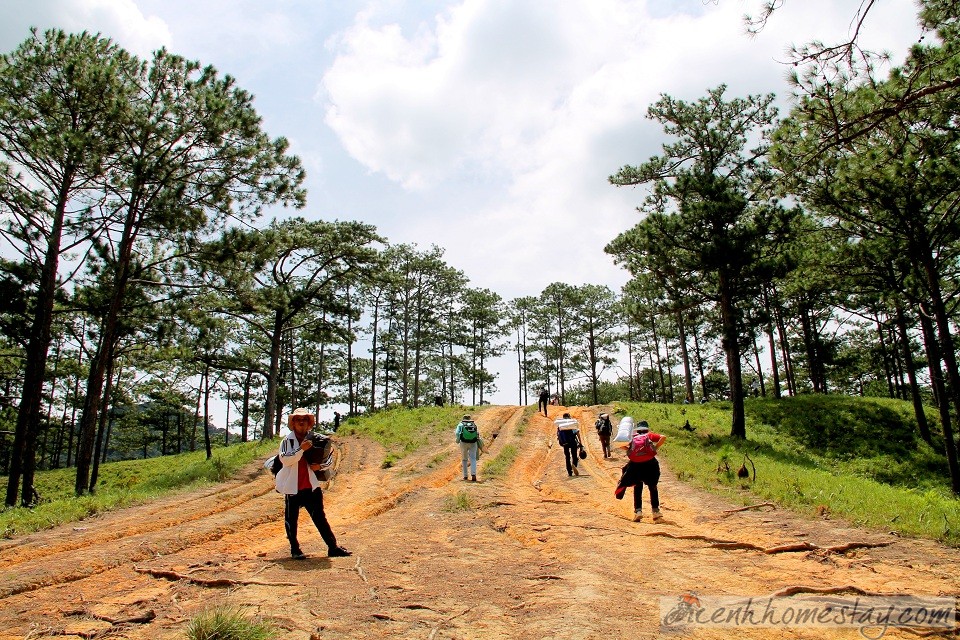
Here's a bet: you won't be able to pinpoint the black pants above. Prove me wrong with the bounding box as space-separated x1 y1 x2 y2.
538 397 548 415
632 460 661 511
285 488 337 553
598 433 611 457
562 443 579 475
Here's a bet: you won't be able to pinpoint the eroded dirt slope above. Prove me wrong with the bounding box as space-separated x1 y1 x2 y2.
1 405 958 639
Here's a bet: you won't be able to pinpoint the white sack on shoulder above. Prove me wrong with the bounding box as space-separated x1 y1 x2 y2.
613 416 634 442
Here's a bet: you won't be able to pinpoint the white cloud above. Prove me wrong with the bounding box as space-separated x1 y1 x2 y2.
322 0 649 190
0 0 171 58
319 0 921 303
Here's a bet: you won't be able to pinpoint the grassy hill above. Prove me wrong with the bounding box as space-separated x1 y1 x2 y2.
2 398 958 545
0 438 278 538
611 395 960 544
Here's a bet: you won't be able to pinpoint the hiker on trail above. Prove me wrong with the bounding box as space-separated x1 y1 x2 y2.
455 414 480 482
333 411 341 432
551 393 560 406
555 412 582 477
614 420 666 522
594 413 613 458
538 387 549 416
276 407 352 560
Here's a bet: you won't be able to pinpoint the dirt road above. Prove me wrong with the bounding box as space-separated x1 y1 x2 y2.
1 406 958 639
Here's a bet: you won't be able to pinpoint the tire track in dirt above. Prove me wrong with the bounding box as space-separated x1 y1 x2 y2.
0 470 277 562
0 473 281 599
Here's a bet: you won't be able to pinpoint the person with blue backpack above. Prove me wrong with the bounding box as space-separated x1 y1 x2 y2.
614 420 666 522
455 414 480 481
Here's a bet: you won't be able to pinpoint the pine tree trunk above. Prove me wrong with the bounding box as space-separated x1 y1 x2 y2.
7 177 73 507
692 325 706 400
263 310 284 439
718 272 746 438
203 363 212 460
876 317 896 398
346 287 356 414
774 301 795 396
918 255 960 495
896 301 930 444
74 200 138 496
762 286 782 399
241 371 251 442
89 356 117 492
675 310 695 403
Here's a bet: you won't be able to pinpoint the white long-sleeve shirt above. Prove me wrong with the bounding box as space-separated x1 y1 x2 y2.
274 430 321 495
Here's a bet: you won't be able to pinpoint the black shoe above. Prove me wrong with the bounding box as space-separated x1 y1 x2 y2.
291 550 307 560
471 475 477 482
328 546 352 557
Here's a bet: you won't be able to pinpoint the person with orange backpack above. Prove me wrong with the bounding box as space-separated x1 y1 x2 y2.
614 420 666 522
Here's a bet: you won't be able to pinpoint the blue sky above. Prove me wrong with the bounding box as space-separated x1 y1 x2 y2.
0 0 923 407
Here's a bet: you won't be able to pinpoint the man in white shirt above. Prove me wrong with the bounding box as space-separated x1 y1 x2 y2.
276 407 351 560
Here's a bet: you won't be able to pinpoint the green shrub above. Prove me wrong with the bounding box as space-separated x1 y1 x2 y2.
444 490 474 512
186 605 275 640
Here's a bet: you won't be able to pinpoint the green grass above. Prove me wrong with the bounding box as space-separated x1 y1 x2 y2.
186 605 275 640
482 444 518 479
479 408 530 478
426 451 452 469
339 405 477 467
614 396 960 545
516 405 537 435
0 438 278 539
443 489 475 512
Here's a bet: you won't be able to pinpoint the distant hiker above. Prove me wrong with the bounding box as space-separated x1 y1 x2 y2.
276 407 351 560
434 395 443 407
455 414 480 481
555 412 582 477
538 387 549 416
594 412 613 458
615 420 666 522
551 393 560 406
333 411 341 432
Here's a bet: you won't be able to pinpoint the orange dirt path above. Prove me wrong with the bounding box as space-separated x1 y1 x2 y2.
0 405 957 639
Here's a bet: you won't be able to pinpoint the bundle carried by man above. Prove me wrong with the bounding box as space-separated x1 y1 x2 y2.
264 411 338 482
613 416 635 442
